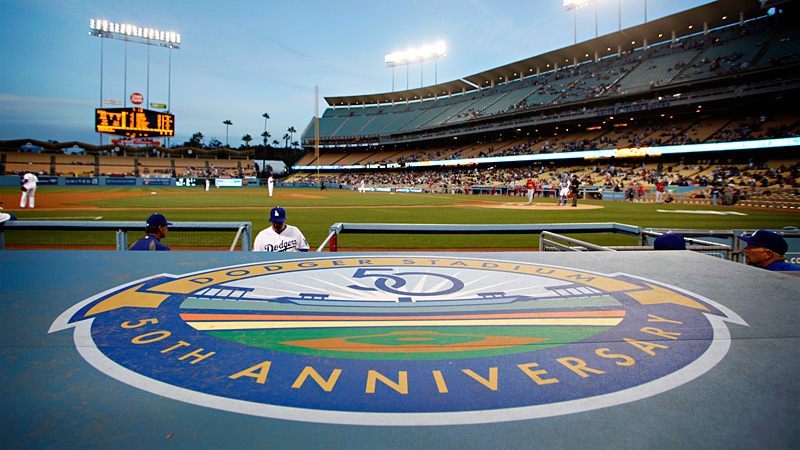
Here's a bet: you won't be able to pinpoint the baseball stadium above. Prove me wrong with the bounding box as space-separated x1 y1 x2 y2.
1 0 799 449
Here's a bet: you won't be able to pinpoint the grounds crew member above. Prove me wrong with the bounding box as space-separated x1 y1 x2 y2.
253 206 309 252
129 213 172 251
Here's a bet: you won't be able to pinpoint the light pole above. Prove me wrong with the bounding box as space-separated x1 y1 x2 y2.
563 0 598 44
223 120 233 147
88 19 180 145
385 41 446 92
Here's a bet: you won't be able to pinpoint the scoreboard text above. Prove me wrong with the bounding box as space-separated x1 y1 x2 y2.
95 107 175 138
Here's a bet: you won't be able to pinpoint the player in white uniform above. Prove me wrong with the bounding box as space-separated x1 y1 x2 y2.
253 207 309 252
558 175 570 206
268 176 275 197
358 179 366 193
20 172 38 208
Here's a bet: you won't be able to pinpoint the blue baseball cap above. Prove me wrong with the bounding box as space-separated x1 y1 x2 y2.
146 213 172 227
654 233 686 250
269 207 286 223
737 230 788 255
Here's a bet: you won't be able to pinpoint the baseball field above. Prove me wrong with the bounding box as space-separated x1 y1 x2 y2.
1 185 797 250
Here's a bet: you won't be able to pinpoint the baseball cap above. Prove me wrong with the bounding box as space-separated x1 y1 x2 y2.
654 233 686 250
737 230 788 255
146 213 172 227
269 207 286 223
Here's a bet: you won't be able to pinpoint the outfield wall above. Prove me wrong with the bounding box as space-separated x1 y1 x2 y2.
0 175 259 188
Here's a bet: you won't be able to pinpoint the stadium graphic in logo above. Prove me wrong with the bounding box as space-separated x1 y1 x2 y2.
50 256 746 425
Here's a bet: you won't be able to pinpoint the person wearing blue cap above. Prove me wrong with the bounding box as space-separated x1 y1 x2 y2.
129 213 172 251
654 233 686 250
253 207 309 252
737 230 799 272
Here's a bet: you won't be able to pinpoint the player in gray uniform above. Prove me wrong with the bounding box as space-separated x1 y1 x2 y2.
253 207 310 252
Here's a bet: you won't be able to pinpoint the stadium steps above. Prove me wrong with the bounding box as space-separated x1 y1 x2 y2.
749 29 782 67
738 198 800 209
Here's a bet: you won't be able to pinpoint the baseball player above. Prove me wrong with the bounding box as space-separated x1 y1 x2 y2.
655 180 665 204
525 178 536 205
129 213 172 251
358 179 366 193
253 207 310 252
559 183 570 206
20 172 38 208
268 176 275 197
558 175 570 206
205 179 210 192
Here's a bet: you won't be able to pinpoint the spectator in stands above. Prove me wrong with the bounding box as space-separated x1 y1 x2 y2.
654 233 686 250
129 213 172 251
737 230 800 272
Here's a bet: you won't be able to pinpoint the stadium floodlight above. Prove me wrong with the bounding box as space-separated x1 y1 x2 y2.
385 41 446 92
89 19 181 47
563 0 596 11
385 41 446 67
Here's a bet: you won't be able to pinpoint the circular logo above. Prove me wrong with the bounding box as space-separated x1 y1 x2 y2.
50 256 745 425
130 93 143 105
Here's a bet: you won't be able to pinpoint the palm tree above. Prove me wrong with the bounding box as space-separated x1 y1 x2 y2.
223 120 233 147
282 133 290 148
242 134 252 147
261 131 271 147
260 131 271 176
272 139 279 147
287 126 296 145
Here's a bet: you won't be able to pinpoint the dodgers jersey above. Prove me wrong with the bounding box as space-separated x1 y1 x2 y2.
253 225 310 252
22 173 38 189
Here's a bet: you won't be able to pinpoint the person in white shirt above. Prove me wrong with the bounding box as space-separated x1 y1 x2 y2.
268 176 275 197
20 172 38 208
253 207 310 252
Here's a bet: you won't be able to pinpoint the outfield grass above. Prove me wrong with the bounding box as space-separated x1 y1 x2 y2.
2 186 797 250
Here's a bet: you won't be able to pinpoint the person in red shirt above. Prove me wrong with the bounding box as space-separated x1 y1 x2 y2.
526 178 537 205
655 181 665 204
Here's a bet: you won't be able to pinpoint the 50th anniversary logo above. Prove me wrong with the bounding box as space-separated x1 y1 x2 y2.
50 256 746 425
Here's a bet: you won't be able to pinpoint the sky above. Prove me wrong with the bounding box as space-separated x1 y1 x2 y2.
0 0 713 147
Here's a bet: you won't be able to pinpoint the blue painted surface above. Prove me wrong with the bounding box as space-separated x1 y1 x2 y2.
1 250 798 449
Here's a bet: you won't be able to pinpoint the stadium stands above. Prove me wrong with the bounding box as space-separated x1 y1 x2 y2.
303 5 799 155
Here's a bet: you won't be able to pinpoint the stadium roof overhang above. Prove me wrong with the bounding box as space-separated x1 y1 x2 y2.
324 0 766 108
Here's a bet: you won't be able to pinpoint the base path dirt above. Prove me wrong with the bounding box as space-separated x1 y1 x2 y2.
0 191 333 212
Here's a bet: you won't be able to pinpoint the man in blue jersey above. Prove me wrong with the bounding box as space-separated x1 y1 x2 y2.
737 230 799 272
129 213 172 251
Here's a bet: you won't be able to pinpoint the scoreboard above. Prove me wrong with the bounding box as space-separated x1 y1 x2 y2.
95 107 175 137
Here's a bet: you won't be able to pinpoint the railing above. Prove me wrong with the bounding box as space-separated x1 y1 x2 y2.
0 221 252 251
318 222 641 252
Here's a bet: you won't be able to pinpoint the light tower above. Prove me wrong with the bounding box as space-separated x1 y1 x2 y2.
88 19 181 145
385 41 447 92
